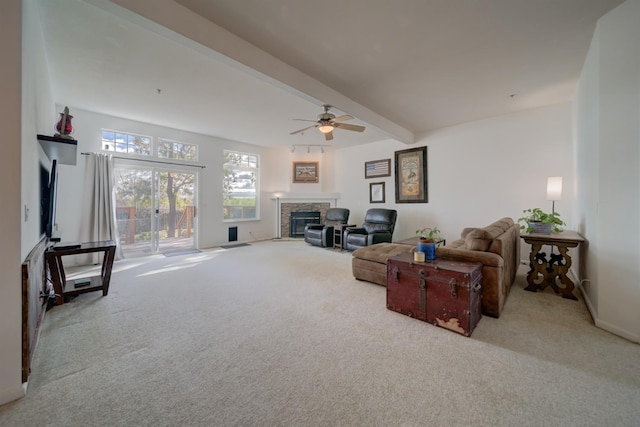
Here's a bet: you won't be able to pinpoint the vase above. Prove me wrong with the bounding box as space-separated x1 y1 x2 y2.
55 107 73 138
424 242 436 260
418 240 436 260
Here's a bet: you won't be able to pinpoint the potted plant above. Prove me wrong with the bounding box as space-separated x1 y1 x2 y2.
415 226 441 243
517 208 565 234
415 227 441 260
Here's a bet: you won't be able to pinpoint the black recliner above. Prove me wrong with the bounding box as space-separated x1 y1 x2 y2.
304 208 350 247
343 208 398 251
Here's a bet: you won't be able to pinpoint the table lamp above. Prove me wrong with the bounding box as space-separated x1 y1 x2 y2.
546 176 563 214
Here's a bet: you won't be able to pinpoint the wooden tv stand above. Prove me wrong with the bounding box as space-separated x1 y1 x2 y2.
46 240 116 305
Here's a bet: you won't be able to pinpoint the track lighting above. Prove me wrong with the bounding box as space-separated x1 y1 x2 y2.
290 145 328 154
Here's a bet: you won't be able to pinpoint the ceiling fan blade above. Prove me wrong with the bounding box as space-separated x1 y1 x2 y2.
332 115 353 123
334 123 365 132
290 125 318 135
293 118 317 122
324 131 334 141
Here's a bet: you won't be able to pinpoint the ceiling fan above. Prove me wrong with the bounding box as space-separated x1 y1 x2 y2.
290 105 366 141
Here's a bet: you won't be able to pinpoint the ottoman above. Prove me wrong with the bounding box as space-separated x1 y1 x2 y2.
352 242 416 286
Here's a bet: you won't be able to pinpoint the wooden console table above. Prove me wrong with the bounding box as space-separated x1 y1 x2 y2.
520 231 584 300
46 241 117 305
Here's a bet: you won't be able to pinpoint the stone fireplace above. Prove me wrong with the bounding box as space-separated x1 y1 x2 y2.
281 203 330 238
289 211 322 238
273 193 340 239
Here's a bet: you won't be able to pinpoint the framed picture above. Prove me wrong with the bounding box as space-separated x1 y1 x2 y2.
364 159 391 179
369 182 385 203
394 146 428 203
292 161 319 183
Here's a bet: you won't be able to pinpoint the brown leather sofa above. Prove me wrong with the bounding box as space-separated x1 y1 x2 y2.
435 217 520 318
351 217 519 318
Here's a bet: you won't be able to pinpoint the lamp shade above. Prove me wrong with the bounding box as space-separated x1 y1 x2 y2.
546 176 563 201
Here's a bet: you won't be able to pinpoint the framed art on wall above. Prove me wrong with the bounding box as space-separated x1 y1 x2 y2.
364 159 391 178
394 146 428 203
370 182 385 203
292 161 319 183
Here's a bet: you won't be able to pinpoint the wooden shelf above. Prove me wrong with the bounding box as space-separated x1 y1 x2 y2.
37 134 78 165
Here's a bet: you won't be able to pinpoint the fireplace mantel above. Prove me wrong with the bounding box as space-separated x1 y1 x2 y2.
271 192 340 201
272 193 340 238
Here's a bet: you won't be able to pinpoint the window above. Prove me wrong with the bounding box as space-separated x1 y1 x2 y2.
223 150 258 220
102 130 151 155
158 138 198 161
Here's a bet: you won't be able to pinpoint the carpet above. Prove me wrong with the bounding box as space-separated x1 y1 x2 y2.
2 241 638 426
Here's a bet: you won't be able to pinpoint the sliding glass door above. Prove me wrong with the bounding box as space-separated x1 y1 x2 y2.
114 165 197 257
156 170 196 254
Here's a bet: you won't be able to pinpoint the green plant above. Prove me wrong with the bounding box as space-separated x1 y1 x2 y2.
415 226 441 242
517 208 565 233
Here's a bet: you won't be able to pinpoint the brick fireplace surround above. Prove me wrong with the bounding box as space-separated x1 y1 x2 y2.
274 193 340 239
281 203 329 238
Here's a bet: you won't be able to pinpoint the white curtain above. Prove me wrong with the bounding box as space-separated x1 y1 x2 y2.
79 153 124 261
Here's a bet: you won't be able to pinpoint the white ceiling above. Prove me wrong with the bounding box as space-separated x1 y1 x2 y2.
37 0 623 149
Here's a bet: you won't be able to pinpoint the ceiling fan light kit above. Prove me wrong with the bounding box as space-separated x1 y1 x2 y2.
318 124 334 134
290 105 365 140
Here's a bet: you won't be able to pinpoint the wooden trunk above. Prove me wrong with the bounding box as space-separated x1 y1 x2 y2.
387 253 482 337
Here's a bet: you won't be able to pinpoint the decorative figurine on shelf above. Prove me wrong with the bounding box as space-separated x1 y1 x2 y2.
54 106 74 139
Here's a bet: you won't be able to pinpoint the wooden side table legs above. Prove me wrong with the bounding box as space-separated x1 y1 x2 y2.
525 242 578 300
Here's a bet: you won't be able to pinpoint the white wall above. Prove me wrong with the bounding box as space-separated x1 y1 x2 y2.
335 103 574 250
0 0 24 406
3 0 59 405
55 108 331 249
574 0 640 342
21 0 56 254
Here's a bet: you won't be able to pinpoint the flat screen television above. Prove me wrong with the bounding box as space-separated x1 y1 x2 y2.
40 159 58 238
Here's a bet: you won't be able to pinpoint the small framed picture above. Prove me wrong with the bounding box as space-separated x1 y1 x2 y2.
365 159 391 179
292 161 319 183
370 182 385 203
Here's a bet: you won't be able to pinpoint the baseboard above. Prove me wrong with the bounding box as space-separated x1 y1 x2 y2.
575 276 597 323
573 269 640 344
593 317 640 343
0 385 25 406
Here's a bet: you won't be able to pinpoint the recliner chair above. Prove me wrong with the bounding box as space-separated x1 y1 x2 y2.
343 208 398 251
304 208 350 247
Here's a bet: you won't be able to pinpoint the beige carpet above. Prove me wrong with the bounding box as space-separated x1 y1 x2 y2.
1 240 638 426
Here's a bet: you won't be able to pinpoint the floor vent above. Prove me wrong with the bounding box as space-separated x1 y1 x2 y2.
228 226 238 242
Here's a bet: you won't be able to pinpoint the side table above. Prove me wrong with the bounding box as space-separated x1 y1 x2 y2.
334 224 356 250
520 231 584 300
46 240 117 305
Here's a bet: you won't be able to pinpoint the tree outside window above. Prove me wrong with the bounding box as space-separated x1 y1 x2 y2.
223 150 258 220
